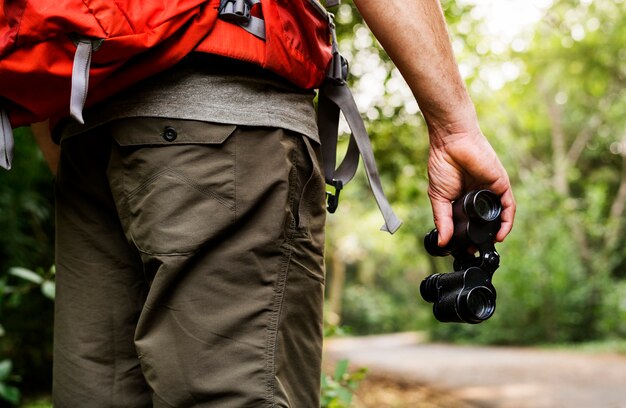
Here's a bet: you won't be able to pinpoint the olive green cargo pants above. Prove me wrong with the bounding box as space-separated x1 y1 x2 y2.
53 118 327 407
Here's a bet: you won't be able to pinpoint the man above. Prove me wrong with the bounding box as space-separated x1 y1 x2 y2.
33 0 515 406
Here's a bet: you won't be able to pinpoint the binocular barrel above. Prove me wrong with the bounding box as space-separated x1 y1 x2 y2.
461 189 501 222
420 268 496 324
424 189 502 258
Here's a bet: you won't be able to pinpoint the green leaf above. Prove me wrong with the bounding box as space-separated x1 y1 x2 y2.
9 267 43 285
0 360 12 381
0 382 21 405
333 359 349 381
41 281 56 300
337 387 354 403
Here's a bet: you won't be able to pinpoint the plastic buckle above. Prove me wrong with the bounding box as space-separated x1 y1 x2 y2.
326 14 349 85
327 52 349 85
219 0 252 25
326 180 343 214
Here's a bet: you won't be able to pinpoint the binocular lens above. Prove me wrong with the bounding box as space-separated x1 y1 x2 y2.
468 191 501 221
464 287 495 321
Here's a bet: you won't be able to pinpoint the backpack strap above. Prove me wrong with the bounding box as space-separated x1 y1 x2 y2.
70 37 104 125
318 17 402 234
0 108 13 170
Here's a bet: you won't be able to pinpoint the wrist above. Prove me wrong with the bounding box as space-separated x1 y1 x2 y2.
426 109 481 148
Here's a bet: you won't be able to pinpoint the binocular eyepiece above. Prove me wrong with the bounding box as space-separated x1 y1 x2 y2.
420 190 502 324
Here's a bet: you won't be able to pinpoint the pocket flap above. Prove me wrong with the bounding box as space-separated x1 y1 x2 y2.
110 118 237 146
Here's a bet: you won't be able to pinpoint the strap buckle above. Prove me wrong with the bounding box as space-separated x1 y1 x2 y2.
326 179 343 214
327 52 349 85
218 0 266 40
326 14 349 84
219 0 253 25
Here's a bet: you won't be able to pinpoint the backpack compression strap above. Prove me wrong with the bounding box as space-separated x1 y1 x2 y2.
0 108 13 170
318 18 402 234
219 0 265 40
70 37 103 125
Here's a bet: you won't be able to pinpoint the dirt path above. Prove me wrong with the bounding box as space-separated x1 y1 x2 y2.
324 332 626 408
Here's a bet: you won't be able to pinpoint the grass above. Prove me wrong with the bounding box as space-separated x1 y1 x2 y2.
540 339 626 355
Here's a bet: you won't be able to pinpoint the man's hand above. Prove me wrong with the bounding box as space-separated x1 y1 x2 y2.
427 127 515 246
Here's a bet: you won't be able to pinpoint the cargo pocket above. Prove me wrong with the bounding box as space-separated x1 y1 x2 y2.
107 118 237 255
289 135 327 284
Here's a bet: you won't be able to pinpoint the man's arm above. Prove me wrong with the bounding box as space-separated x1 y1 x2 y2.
31 121 59 176
353 0 515 245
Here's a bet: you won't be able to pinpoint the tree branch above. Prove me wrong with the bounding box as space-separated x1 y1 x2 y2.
605 127 626 252
540 83 569 195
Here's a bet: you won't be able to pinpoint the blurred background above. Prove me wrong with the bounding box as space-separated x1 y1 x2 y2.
1 0 625 406
326 0 626 344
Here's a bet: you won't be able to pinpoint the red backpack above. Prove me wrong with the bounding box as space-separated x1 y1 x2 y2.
0 0 402 233
0 0 332 128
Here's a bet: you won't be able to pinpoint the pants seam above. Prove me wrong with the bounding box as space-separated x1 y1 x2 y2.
264 243 293 407
264 137 301 407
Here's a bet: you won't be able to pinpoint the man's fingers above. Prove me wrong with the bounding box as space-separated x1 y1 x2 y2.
431 188 515 245
496 189 516 242
430 197 454 246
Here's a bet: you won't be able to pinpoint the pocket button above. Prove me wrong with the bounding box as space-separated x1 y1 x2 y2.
163 126 178 142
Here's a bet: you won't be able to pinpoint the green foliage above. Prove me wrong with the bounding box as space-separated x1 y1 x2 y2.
0 129 55 398
8 267 56 302
23 397 52 408
0 129 55 275
320 359 367 408
598 280 626 339
20 399 52 408
0 359 20 405
0 265 55 405
341 285 405 335
328 0 626 346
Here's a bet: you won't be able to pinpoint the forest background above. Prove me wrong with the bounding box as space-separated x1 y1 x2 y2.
1 0 625 403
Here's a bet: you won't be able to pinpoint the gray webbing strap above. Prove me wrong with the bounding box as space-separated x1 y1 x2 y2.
70 39 94 124
241 16 265 40
318 82 402 234
219 0 266 40
0 108 14 170
319 13 401 234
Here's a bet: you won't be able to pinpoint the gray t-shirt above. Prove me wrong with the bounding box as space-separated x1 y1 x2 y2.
61 55 319 142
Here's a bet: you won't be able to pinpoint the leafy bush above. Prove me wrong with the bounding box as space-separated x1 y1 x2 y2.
321 359 367 408
0 129 56 401
0 266 55 405
0 129 55 275
0 359 20 405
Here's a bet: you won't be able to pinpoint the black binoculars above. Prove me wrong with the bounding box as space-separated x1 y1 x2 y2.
420 190 502 324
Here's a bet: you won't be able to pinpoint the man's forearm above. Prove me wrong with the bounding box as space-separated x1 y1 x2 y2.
354 0 516 244
353 0 477 140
